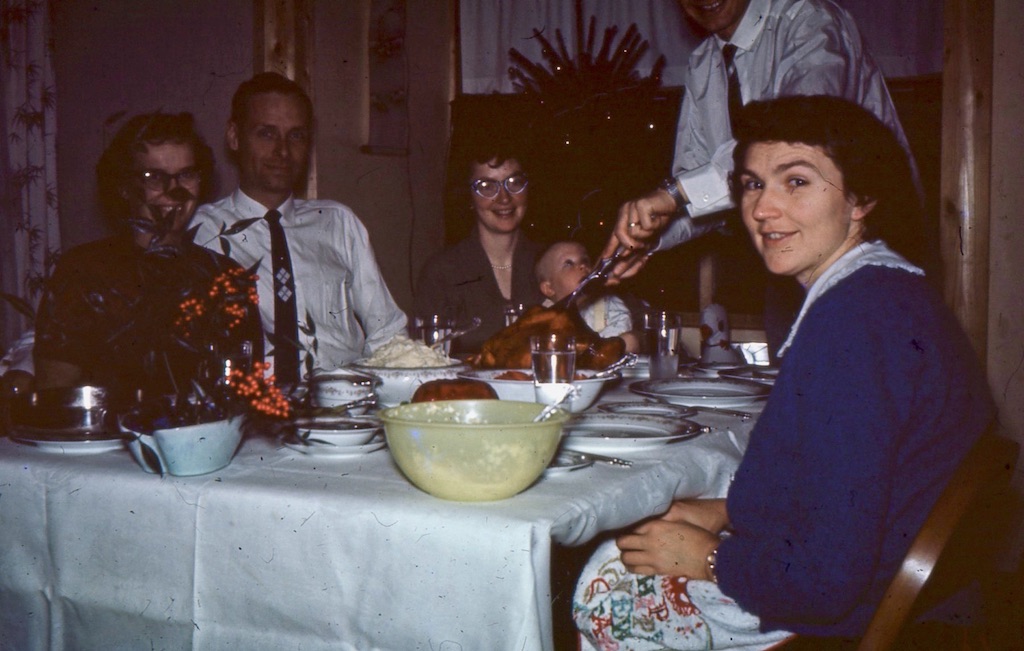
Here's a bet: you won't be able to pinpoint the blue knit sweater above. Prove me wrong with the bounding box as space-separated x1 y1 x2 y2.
718 266 993 637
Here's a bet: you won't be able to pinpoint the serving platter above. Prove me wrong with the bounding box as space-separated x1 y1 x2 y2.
630 377 770 409
561 413 702 454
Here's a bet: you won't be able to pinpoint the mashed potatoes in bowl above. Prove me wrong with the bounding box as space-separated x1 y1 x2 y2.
350 335 469 406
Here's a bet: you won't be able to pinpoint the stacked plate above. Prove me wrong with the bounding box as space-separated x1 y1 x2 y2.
284 416 386 458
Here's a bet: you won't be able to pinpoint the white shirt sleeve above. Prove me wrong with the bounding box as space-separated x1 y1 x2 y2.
662 0 913 249
0 329 35 376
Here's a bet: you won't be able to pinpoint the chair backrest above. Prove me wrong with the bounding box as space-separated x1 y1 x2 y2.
856 429 1020 651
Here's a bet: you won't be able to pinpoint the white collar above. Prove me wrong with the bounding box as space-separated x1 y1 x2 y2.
231 188 295 219
716 0 770 53
777 241 924 357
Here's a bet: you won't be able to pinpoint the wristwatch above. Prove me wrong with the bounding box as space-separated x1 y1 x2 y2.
661 177 687 212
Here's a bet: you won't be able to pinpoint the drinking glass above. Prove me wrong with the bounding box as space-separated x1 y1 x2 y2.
413 315 454 355
530 334 576 405
504 303 526 327
643 311 683 380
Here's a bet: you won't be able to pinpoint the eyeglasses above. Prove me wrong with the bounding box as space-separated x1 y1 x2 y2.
470 173 529 199
134 168 202 192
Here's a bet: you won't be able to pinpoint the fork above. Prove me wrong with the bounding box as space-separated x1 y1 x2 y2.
572 451 633 467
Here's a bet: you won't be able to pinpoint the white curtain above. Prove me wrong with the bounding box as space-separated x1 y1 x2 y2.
460 0 943 94
1 0 59 350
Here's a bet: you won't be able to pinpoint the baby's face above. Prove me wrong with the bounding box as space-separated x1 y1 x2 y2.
545 243 592 301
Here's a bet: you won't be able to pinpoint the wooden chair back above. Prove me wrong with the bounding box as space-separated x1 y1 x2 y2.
854 428 1020 650
774 428 1019 651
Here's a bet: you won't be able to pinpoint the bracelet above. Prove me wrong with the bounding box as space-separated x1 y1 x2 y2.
661 177 687 211
706 547 719 583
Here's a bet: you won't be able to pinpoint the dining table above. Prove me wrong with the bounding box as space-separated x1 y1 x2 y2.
0 380 758 651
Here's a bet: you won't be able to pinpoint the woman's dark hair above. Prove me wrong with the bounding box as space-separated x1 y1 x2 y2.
96 112 215 223
230 72 313 127
731 95 922 264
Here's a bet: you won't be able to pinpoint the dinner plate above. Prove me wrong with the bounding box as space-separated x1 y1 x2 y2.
561 413 702 454
544 449 594 474
284 435 387 458
692 362 750 378
12 437 125 455
630 377 770 409
598 401 698 418
717 366 779 385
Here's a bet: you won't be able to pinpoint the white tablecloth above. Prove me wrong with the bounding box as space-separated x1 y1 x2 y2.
0 386 753 651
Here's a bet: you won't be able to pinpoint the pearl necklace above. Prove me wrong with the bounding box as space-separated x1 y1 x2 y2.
490 262 512 270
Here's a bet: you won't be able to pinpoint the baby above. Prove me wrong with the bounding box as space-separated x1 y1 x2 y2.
534 241 639 352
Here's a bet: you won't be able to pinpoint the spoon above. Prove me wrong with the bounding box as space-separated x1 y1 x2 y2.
300 395 377 415
533 385 580 422
593 353 638 378
430 317 482 349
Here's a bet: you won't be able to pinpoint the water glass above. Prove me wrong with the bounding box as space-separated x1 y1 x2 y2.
504 303 527 327
413 315 454 355
530 334 576 405
643 311 683 380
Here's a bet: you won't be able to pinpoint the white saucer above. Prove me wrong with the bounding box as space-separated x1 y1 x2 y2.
12 437 124 455
284 435 386 458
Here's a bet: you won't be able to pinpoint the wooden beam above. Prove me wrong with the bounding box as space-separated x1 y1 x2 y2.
253 0 317 198
940 0 993 360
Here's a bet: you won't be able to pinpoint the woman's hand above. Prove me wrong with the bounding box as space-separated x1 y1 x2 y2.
661 499 730 534
616 518 719 578
600 188 677 284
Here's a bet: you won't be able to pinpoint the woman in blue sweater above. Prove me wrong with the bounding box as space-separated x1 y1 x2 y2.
573 95 993 649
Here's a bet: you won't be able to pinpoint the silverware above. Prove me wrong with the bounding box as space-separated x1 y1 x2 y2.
594 352 638 378
430 316 482 349
556 245 626 309
687 405 753 420
533 385 579 422
572 451 633 467
316 395 378 414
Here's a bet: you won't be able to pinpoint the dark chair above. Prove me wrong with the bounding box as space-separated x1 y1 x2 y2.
777 428 1020 651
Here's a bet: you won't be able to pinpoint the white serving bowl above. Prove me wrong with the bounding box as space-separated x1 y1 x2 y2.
348 361 470 407
308 370 379 412
379 399 569 501
456 368 616 413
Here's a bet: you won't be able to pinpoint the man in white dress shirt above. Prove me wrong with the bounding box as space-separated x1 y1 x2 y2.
191 73 407 376
601 0 916 353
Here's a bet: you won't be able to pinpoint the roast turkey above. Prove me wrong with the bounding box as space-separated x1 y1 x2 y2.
469 305 625 370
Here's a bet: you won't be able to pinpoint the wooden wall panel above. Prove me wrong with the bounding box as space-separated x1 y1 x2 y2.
940 0 994 360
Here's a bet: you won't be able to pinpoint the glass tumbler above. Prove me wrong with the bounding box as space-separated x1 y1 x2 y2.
530 333 576 406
